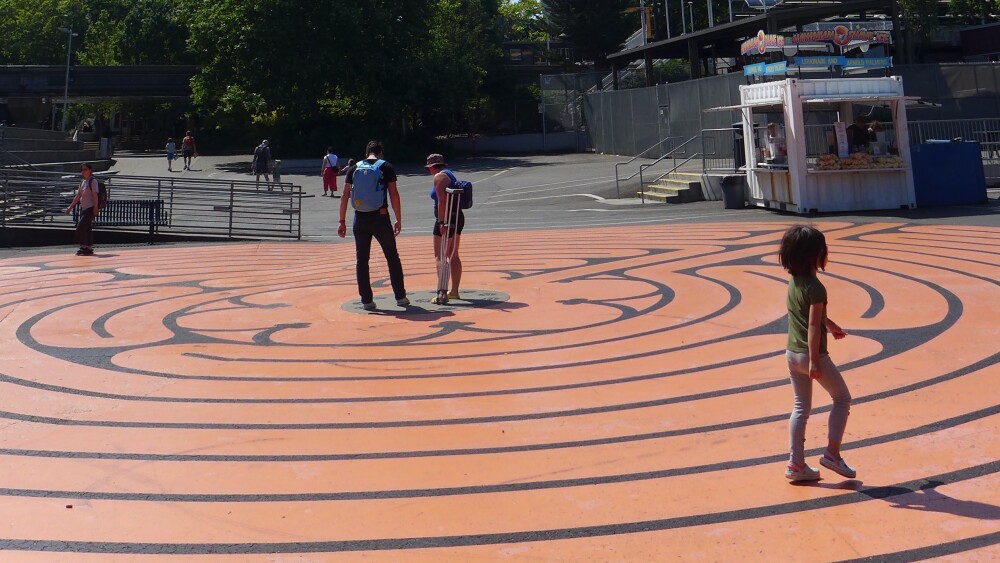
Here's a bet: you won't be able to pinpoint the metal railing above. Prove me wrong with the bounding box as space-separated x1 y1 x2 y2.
0 170 304 239
637 135 706 203
614 136 686 197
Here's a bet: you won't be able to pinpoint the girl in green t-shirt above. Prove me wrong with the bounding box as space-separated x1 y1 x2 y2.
779 225 855 482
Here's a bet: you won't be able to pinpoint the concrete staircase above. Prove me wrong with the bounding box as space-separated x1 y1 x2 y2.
0 126 114 172
639 171 704 203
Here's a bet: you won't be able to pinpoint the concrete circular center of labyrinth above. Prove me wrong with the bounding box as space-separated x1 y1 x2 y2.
341 289 510 314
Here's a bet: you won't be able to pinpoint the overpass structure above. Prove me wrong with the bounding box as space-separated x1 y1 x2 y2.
609 0 903 82
0 65 196 102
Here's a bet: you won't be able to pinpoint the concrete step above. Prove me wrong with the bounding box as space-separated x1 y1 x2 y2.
6 149 99 163
1 159 114 173
0 138 84 151
641 175 705 204
0 126 69 142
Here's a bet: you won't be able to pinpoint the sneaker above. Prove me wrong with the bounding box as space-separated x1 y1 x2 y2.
395 297 410 307
362 301 377 311
819 455 856 479
785 463 821 482
431 295 448 305
75 248 87 256
446 291 461 300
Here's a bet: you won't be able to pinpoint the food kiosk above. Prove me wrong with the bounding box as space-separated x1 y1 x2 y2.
731 76 916 214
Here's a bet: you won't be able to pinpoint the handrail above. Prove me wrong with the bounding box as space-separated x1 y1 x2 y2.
634 134 702 202
0 169 305 240
638 149 705 204
614 136 685 197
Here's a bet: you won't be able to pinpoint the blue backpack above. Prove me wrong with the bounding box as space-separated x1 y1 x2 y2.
350 159 386 212
442 169 473 209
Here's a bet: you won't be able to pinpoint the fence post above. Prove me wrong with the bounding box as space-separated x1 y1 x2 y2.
228 182 235 239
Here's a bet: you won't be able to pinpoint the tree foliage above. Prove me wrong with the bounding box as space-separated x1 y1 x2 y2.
541 0 635 69
947 0 998 25
499 0 545 42
0 0 645 150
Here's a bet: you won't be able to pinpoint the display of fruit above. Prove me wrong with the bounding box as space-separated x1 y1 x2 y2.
874 155 904 168
812 152 905 171
815 153 841 170
840 152 873 169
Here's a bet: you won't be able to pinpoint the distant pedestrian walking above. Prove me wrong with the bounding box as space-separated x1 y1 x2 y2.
338 140 408 310
165 138 176 172
65 163 99 256
181 131 197 170
252 140 272 190
321 147 340 197
779 225 855 482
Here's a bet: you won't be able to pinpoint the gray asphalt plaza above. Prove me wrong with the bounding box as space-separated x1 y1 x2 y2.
15 149 1000 253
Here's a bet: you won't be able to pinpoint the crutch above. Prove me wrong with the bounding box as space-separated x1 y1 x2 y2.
435 185 464 304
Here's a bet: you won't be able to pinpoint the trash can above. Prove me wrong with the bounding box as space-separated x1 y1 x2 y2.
911 141 987 206
720 176 746 209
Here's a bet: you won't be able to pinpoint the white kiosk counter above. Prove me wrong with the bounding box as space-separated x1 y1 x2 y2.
727 77 917 214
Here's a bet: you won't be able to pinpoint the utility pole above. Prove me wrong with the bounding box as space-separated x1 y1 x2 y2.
58 25 78 133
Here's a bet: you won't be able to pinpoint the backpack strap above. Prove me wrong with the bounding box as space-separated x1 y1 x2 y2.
371 159 385 171
442 169 458 187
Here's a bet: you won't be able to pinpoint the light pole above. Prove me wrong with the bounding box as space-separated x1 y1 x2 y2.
688 2 694 31
682 1 687 34
58 25 77 133
664 0 672 38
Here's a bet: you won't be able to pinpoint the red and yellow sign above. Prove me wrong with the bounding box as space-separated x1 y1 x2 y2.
791 26 891 47
740 30 785 56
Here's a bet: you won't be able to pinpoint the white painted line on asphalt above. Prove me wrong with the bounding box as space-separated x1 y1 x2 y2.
466 212 761 231
485 192 624 204
491 175 615 194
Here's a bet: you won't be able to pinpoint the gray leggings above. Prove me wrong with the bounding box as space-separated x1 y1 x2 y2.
787 351 852 467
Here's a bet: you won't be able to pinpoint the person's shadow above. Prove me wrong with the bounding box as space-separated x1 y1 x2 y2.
881 480 1000 520
801 479 1000 520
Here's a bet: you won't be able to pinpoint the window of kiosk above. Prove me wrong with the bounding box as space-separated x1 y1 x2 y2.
802 102 904 172
748 113 787 169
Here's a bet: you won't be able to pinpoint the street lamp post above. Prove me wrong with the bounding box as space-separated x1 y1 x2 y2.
664 0 672 38
688 2 694 31
58 26 77 133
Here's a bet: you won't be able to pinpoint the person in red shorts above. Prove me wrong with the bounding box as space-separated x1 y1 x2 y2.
321 147 340 197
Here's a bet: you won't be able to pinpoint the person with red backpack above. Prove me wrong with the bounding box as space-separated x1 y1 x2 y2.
65 163 100 256
181 130 198 170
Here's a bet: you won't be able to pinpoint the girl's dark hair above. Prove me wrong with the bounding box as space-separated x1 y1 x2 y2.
365 140 384 156
779 225 828 276
80 163 92 171
327 146 334 153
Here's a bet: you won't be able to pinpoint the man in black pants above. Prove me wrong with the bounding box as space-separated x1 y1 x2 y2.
338 140 408 310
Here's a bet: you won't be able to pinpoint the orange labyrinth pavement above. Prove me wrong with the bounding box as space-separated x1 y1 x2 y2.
0 221 998 560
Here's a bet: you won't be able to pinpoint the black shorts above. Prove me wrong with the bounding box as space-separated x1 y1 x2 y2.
432 212 465 236
182 149 194 158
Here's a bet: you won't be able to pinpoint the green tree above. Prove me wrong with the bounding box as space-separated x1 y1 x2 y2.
118 0 191 64
897 0 939 61
541 0 635 69
0 0 88 64
948 0 998 25
499 0 545 42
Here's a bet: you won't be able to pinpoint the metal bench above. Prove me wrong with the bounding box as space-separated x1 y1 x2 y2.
73 199 168 243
